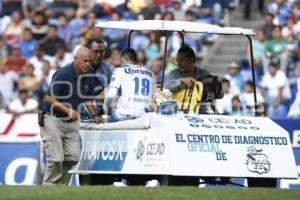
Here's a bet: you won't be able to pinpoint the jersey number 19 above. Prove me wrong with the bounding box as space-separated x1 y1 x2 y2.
133 77 150 96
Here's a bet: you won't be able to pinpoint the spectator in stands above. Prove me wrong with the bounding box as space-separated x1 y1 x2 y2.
182 10 203 52
179 0 202 11
261 62 291 118
145 31 161 60
262 26 288 74
162 10 175 21
8 89 38 118
17 63 40 92
30 12 49 41
215 78 233 115
22 0 47 18
224 61 245 95
150 57 163 84
46 0 78 19
199 0 223 25
4 45 27 73
260 13 275 40
247 29 266 75
91 0 116 18
267 0 290 26
288 65 300 118
126 0 147 15
103 12 127 49
80 12 97 41
282 34 299 71
131 31 150 52
281 15 299 38
137 49 147 66
0 35 9 60
168 0 185 21
53 44 73 69
69 9 87 48
1 0 22 17
140 0 162 20
29 44 54 80
165 51 177 74
35 59 55 106
228 95 244 116
3 10 25 46
40 25 66 57
0 61 18 107
20 28 38 58
107 45 121 68
54 14 71 43
240 81 264 116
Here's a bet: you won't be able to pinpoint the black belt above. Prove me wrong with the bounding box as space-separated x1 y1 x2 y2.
44 111 75 123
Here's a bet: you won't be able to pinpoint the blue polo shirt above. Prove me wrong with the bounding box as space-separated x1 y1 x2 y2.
80 62 113 120
43 63 94 118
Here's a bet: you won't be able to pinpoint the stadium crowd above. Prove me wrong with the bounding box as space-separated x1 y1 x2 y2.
216 0 300 118
0 0 299 119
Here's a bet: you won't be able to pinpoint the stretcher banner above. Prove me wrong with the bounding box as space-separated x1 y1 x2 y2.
73 113 298 178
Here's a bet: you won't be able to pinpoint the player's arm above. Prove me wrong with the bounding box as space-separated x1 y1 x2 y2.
103 68 122 115
103 87 118 115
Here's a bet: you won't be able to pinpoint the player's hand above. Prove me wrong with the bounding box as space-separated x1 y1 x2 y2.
94 115 103 124
180 77 196 87
68 109 78 121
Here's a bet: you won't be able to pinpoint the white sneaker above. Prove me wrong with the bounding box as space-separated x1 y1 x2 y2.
113 179 128 187
145 179 160 187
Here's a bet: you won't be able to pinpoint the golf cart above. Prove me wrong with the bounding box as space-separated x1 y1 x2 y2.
70 20 298 187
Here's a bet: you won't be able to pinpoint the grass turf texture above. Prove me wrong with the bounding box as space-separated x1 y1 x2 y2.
0 186 300 200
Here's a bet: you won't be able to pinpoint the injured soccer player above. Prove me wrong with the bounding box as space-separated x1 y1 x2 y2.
104 48 156 122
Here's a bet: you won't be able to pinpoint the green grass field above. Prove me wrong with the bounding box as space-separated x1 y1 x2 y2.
0 186 299 200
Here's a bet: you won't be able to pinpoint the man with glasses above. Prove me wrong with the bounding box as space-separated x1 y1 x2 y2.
80 38 113 121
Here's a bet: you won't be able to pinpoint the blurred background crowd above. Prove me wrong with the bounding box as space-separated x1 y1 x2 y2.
0 0 299 119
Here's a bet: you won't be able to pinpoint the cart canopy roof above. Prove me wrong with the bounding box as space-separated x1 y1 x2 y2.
95 20 255 36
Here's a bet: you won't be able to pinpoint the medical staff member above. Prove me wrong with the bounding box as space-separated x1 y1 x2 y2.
104 48 156 121
40 47 102 185
80 38 113 120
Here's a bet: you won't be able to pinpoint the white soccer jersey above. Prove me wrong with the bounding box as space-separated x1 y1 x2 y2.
108 64 156 118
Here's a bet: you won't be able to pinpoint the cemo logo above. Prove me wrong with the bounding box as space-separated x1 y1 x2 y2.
134 137 165 162
246 146 271 175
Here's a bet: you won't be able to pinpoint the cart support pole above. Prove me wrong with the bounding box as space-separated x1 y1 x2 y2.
246 35 258 116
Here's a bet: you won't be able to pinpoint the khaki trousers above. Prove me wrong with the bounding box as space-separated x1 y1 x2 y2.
40 114 81 185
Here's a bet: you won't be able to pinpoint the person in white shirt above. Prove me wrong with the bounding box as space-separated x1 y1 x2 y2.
261 62 291 118
53 44 73 69
215 78 233 114
240 81 264 116
104 48 156 121
0 62 18 107
8 89 38 118
29 44 54 80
